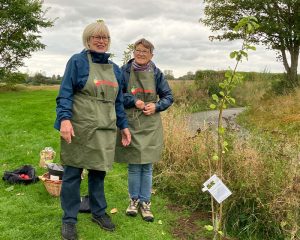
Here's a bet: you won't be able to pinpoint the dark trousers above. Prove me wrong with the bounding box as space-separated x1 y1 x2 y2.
61 165 107 224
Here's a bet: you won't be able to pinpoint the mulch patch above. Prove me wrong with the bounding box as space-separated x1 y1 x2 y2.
168 204 238 240
168 204 211 240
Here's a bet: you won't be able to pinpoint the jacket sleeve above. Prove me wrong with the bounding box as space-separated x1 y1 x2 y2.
155 68 174 112
54 56 78 130
114 64 129 129
121 65 137 109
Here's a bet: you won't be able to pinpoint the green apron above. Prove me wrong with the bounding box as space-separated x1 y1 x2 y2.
115 67 163 164
60 54 118 171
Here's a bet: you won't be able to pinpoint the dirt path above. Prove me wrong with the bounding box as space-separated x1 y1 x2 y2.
187 107 246 133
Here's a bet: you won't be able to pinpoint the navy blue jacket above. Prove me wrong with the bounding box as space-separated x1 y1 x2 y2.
121 59 173 112
54 50 128 130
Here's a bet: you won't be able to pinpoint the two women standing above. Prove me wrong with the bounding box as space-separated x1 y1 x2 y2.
55 20 172 240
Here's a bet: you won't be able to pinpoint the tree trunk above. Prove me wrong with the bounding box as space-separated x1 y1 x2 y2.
281 45 299 87
289 46 299 86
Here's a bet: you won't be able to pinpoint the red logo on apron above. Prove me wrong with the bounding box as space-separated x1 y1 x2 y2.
94 80 118 87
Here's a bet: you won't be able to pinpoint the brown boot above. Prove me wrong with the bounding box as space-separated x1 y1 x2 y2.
126 198 140 216
140 201 154 222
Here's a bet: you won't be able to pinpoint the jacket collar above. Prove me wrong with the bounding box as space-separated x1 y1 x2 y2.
124 59 155 73
84 49 111 64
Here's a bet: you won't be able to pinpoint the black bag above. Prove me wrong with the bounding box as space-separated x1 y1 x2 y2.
79 195 91 213
2 165 39 185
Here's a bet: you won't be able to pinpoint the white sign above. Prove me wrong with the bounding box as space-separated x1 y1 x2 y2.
202 174 232 204
50 175 60 181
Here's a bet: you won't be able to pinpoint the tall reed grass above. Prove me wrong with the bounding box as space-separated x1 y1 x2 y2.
155 103 299 239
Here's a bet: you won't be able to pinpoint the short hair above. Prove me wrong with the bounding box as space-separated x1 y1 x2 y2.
134 38 155 53
82 21 111 50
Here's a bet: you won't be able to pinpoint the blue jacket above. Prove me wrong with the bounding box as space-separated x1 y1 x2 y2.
121 59 173 112
54 49 128 130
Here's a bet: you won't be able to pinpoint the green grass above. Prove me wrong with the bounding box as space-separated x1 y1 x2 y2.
0 90 176 240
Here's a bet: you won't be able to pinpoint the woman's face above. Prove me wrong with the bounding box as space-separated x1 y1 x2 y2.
133 44 153 66
88 34 110 53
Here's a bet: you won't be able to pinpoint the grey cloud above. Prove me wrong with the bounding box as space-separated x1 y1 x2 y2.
22 0 287 77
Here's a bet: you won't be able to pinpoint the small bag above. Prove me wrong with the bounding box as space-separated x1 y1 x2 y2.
79 195 91 213
39 147 56 168
2 165 39 185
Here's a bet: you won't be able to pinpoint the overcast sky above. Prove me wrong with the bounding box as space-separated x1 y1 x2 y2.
21 0 287 78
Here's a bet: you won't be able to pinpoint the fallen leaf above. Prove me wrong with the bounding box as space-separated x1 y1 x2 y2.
110 208 118 214
5 186 14 192
158 220 163 225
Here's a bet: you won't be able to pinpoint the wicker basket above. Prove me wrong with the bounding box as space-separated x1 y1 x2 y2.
39 172 62 197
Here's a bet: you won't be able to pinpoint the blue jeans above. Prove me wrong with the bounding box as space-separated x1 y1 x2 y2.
61 165 107 224
128 163 152 203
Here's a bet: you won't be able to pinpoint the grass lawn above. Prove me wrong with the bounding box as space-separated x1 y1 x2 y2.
0 89 177 240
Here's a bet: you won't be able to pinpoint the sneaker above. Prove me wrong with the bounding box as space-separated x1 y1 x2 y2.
126 198 140 217
140 202 154 222
61 223 77 240
92 213 115 231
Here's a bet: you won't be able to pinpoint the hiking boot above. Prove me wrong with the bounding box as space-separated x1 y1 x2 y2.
140 201 154 222
92 213 115 231
126 198 140 217
61 223 77 240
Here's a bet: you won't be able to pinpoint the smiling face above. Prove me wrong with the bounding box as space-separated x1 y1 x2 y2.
88 35 110 53
82 21 111 52
133 44 153 66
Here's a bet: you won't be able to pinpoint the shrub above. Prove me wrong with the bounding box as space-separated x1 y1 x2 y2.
168 80 211 112
0 70 27 85
194 70 225 96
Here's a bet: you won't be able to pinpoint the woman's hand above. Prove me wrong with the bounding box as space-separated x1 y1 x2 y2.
135 99 145 110
143 103 156 115
60 120 75 144
121 128 131 146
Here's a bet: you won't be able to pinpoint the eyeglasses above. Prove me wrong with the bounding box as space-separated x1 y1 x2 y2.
134 49 150 55
91 35 110 42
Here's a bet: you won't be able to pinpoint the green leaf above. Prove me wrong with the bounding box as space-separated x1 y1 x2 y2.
227 97 236 104
247 23 253 33
212 94 219 102
219 83 225 89
204 225 214 231
240 50 248 58
210 104 216 109
229 51 237 59
245 44 256 51
225 71 232 78
218 127 225 134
